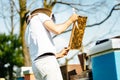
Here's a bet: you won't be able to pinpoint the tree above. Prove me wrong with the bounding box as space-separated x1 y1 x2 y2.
0 0 24 79
0 34 23 80
18 0 31 66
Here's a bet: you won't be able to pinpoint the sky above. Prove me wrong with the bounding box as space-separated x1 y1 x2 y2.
0 0 120 65
52 0 120 64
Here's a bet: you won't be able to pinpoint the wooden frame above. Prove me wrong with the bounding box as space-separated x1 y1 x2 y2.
68 16 87 49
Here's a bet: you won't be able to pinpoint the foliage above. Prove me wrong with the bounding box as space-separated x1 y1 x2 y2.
0 34 24 79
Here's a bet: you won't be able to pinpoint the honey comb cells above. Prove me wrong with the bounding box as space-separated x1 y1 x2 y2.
69 16 87 49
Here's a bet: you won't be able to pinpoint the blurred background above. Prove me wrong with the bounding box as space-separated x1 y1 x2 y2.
0 0 120 79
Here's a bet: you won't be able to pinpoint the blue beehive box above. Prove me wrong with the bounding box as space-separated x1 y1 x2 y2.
89 38 120 80
17 77 24 80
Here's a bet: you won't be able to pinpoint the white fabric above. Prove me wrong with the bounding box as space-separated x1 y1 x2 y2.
32 56 63 80
25 13 57 62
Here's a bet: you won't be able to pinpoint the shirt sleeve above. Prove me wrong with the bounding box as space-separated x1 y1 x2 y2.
38 13 51 23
